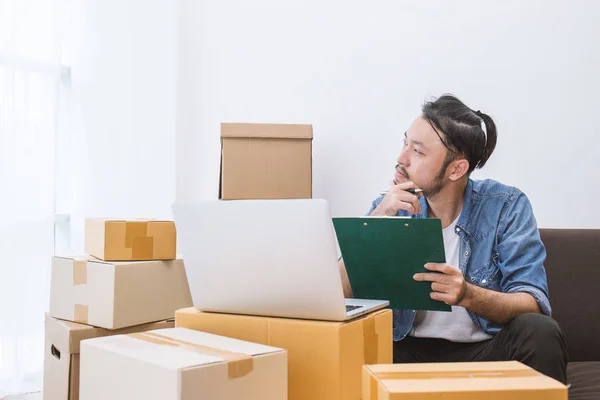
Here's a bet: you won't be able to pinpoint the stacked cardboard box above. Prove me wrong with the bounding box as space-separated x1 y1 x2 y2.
362 361 568 399
44 218 193 400
78 327 287 400
175 307 393 400
219 122 313 200
43 315 175 400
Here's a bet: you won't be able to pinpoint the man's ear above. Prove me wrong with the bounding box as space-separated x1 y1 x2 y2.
448 158 470 181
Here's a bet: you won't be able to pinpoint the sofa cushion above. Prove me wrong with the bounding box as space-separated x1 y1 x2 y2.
539 229 600 362
567 362 600 399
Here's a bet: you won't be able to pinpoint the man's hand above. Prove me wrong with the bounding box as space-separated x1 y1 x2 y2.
413 263 471 306
414 262 542 324
370 181 423 216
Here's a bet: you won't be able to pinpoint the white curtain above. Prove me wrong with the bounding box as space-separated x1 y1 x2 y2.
0 0 68 396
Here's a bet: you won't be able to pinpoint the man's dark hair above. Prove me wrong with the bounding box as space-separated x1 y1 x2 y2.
422 94 498 174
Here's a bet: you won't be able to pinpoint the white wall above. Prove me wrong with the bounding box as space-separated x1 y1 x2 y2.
58 0 177 254
177 0 600 228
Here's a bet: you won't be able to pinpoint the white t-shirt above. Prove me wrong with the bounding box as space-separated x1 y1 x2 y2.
409 215 492 343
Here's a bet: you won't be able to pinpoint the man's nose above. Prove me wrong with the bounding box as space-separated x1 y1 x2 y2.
397 148 410 167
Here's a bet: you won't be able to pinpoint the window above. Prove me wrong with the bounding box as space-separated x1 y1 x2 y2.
0 0 70 395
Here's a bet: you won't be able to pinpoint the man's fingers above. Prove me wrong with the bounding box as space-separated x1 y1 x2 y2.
412 198 422 214
393 196 420 214
394 200 418 214
424 263 447 272
430 291 454 305
413 272 447 283
424 263 460 275
431 282 447 293
394 181 418 191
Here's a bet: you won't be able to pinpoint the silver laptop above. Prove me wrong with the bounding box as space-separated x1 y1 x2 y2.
172 198 389 321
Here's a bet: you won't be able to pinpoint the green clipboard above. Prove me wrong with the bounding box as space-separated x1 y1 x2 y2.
333 216 451 312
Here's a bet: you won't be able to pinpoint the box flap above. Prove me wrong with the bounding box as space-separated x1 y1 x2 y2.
368 360 529 374
85 327 284 377
57 256 182 267
45 314 175 354
152 327 283 357
53 254 157 266
175 307 346 328
221 123 313 139
53 255 110 265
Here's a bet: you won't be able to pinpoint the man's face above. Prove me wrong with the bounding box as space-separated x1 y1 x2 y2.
394 116 453 197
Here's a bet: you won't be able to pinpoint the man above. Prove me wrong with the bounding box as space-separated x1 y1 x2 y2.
339 94 568 383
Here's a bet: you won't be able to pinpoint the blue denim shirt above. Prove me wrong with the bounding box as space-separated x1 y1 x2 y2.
365 178 551 341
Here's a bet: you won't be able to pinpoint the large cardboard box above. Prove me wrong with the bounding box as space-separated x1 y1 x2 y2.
175 307 392 400
79 327 287 400
49 256 192 329
85 218 176 261
43 314 174 400
362 361 568 400
219 122 313 200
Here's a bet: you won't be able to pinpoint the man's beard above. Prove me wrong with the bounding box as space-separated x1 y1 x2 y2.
422 167 446 197
396 163 448 198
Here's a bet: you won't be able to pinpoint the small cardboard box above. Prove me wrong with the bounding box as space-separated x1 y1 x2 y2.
362 361 568 400
219 122 313 200
79 327 287 400
43 314 174 400
85 218 176 261
175 307 392 400
49 256 192 329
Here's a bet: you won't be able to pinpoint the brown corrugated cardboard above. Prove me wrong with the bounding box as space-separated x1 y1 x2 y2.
219 122 313 200
49 256 192 329
43 314 174 400
175 307 392 400
85 218 176 261
79 327 287 400
362 361 568 400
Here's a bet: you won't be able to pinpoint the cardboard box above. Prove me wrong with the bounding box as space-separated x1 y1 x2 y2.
79 327 287 400
175 307 392 400
43 314 174 400
219 122 313 200
49 256 192 329
362 361 568 400
85 218 176 261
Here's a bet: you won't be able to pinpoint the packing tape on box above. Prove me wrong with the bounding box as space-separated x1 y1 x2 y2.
368 368 540 399
363 316 378 365
73 260 88 285
128 331 254 379
74 304 89 324
124 221 154 259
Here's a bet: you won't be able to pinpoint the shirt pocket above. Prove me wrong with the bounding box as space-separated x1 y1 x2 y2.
469 252 501 291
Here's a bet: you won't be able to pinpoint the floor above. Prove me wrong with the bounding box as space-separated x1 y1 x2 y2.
2 393 42 400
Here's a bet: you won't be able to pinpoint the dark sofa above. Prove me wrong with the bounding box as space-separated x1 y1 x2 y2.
540 229 600 399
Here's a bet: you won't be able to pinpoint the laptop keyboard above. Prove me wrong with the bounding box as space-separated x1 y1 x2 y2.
346 305 362 312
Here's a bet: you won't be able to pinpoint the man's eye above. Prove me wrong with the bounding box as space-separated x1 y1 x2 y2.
402 140 408 147
414 148 424 155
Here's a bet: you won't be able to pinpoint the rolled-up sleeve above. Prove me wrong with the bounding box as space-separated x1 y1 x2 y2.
365 195 384 216
497 190 552 316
